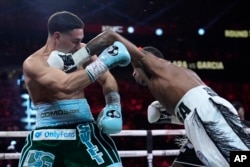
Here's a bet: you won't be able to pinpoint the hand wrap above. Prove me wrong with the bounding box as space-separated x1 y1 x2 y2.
85 41 131 81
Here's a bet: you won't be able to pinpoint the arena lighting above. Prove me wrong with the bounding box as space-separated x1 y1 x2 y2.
127 26 135 34
197 2 235 37
21 93 36 130
155 28 163 36
198 28 205 36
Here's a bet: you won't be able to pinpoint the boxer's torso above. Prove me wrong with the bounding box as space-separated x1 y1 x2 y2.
141 54 205 115
23 46 85 105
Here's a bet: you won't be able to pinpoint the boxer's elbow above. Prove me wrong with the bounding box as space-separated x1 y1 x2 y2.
55 82 78 94
86 29 118 55
62 86 76 94
59 78 91 94
98 29 119 46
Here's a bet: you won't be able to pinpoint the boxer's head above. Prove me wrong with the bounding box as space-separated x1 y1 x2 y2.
132 67 147 86
47 11 84 54
142 46 164 59
48 11 84 35
132 46 164 86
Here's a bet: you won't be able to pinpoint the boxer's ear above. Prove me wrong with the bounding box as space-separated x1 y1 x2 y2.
53 31 61 41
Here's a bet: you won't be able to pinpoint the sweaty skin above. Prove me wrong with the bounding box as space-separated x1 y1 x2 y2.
131 51 205 115
23 28 118 105
85 29 205 115
20 11 124 167
84 30 249 167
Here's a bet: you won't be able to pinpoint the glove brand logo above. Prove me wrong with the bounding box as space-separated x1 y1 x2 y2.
107 45 119 56
106 110 121 118
58 53 77 73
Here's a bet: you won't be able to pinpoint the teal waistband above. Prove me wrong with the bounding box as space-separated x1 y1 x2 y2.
35 99 94 128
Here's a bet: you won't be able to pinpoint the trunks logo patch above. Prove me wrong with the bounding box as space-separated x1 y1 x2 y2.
77 124 104 165
23 150 55 167
40 109 79 118
33 129 76 140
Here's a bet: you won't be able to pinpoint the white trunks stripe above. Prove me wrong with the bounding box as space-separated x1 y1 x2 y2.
33 129 76 140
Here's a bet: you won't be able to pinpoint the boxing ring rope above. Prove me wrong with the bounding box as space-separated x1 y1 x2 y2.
0 129 185 160
0 129 186 138
0 129 249 161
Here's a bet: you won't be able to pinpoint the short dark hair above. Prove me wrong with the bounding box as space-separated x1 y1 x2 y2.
48 11 84 34
142 46 164 59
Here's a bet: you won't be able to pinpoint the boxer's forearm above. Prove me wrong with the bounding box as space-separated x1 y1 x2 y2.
86 29 144 63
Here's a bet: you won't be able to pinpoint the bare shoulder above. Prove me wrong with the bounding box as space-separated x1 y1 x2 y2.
23 50 49 77
143 53 170 66
23 54 42 69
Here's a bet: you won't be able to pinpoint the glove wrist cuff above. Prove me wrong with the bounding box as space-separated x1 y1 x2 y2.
85 59 108 81
105 91 120 104
72 47 90 68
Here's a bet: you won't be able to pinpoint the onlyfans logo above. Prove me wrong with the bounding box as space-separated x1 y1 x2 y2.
33 129 76 140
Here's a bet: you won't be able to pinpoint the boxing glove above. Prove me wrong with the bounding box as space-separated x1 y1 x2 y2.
85 41 131 81
47 47 90 73
148 101 183 125
97 91 122 134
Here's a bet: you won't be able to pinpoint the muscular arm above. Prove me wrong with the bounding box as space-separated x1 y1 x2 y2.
97 71 118 94
23 57 92 94
86 29 144 67
90 54 118 94
86 30 159 83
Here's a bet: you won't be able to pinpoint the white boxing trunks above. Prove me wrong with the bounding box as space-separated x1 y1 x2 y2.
174 85 250 167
